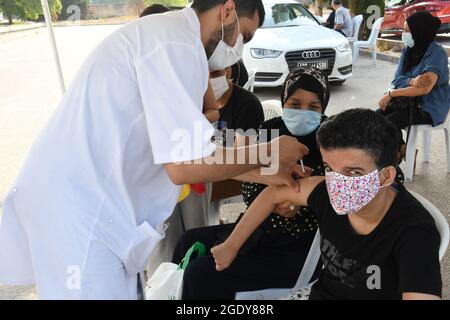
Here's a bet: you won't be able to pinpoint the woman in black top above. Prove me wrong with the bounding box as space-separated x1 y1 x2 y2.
173 67 331 300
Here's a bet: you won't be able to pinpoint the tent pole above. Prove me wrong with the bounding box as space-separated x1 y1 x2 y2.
40 0 66 94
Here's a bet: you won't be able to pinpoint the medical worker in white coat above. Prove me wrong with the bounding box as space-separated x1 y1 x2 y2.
0 0 308 299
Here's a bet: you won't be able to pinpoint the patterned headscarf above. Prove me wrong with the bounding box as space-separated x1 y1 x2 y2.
280 66 331 112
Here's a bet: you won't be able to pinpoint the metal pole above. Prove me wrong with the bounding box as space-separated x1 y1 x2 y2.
40 0 66 94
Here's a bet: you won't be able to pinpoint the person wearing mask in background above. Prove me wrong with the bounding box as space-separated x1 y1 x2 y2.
332 0 352 37
0 0 308 300
204 61 252 124
212 109 442 301
378 12 449 163
210 66 264 147
174 67 330 300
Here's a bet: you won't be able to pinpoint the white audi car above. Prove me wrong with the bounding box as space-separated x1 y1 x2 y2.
244 0 353 87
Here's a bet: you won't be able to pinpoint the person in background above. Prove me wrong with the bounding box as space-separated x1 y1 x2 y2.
231 60 249 87
210 66 264 147
139 3 170 17
174 67 330 300
212 109 442 301
332 0 352 37
378 12 449 163
322 5 335 29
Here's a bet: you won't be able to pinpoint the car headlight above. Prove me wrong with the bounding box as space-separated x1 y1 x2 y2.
336 42 351 52
250 48 283 59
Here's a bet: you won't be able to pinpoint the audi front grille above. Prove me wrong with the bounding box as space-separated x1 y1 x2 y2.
285 49 336 75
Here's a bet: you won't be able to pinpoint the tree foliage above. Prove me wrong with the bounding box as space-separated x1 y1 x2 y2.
0 0 62 24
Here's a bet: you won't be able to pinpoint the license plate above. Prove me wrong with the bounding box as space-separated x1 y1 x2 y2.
297 60 328 70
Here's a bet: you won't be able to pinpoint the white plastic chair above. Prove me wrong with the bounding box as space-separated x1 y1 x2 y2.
405 112 450 182
347 15 363 45
243 68 257 93
353 17 384 65
235 229 321 300
261 100 282 121
409 191 449 261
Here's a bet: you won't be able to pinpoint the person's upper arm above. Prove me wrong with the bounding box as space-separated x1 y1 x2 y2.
271 177 324 209
135 43 215 164
395 227 442 298
392 50 411 89
306 180 329 221
422 47 448 82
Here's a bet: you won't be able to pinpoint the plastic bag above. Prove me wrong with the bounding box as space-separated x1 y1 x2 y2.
145 242 205 300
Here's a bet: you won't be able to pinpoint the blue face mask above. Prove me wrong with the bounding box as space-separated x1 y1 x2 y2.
282 108 322 136
402 32 415 48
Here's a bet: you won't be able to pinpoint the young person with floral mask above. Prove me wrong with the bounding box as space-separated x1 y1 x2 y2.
173 67 330 300
378 11 449 163
212 109 442 300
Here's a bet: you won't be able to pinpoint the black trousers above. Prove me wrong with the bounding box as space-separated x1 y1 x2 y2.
173 224 316 300
377 107 433 146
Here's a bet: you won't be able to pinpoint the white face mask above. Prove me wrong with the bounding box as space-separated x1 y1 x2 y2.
402 32 415 48
210 75 229 99
208 11 244 71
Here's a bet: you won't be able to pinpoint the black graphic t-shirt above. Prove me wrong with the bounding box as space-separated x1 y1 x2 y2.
307 182 442 300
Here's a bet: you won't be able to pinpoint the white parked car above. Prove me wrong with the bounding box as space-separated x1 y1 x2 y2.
244 0 353 87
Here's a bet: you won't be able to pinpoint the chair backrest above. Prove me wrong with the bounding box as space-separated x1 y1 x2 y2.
243 68 257 92
409 190 449 261
367 17 384 45
351 15 363 40
261 100 282 121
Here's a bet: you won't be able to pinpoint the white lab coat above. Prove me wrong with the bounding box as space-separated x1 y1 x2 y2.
0 8 215 299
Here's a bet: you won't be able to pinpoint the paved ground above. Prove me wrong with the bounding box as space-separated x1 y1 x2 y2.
0 25 449 299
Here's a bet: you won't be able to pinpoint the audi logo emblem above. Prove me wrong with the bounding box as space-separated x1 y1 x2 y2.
302 50 321 59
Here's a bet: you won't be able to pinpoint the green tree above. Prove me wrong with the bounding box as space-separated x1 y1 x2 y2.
144 0 187 9
0 0 62 24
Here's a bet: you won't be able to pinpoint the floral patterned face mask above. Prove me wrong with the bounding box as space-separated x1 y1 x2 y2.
325 169 383 215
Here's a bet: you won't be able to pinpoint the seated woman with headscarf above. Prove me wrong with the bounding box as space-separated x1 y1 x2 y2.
378 12 449 162
172 67 330 300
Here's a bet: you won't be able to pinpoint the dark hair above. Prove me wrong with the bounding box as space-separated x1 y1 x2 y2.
317 109 399 169
332 0 342 5
191 0 265 27
140 4 170 17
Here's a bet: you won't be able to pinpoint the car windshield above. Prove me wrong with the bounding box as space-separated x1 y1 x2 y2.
386 0 411 8
262 3 319 28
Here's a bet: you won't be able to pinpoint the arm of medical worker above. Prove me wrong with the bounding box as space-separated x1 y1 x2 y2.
164 135 309 191
210 176 324 271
